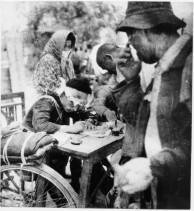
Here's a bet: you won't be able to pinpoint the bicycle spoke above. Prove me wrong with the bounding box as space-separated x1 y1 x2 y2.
1 165 78 208
33 198 71 208
1 195 22 202
1 191 25 207
4 171 20 192
2 186 19 194
34 178 67 207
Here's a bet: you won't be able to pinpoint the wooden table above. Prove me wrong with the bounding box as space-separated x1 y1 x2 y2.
55 132 124 208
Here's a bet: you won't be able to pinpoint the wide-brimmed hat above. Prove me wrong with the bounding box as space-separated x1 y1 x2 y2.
117 2 186 32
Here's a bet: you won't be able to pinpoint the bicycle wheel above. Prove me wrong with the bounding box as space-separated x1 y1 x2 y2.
0 163 78 207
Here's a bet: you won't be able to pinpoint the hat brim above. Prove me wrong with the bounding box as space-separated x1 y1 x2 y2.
117 10 186 32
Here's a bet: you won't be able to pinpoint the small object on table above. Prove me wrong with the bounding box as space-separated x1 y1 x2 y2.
70 137 83 145
111 128 121 136
111 120 124 136
82 125 111 138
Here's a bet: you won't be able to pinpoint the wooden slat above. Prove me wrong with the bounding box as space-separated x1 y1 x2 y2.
1 103 23 107
1 92 24 100
1 92 25 123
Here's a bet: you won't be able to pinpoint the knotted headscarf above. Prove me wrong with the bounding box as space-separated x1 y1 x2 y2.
34 30 76 95
41 30 76 61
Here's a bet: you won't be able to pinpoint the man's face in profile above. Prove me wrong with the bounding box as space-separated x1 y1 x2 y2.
127 29 158 64
61 87 88 112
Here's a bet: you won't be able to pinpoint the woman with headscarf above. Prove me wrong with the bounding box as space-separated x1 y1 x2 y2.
25 30 82 190
33 30 76 95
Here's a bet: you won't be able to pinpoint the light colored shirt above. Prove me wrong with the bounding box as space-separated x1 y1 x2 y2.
144 74 162 158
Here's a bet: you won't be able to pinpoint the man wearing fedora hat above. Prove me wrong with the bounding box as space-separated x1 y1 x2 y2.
114 2 192 209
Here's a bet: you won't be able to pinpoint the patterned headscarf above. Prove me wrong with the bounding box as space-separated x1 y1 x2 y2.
41 30 76 61
33 30 76 95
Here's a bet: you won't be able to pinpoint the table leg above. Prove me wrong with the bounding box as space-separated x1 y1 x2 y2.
78 159 93 208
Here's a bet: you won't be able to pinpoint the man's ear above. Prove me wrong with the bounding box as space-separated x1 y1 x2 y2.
105 54 117 74
105 54 114 64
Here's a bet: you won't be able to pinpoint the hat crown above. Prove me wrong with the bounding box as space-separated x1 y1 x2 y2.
126 2 172 17
116 1 185 32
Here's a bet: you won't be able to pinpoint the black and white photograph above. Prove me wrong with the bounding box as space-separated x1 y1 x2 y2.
0 0 193 209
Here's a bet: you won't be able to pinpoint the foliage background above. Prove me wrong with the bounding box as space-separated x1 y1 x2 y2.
27 2 124 47
1 1 193 110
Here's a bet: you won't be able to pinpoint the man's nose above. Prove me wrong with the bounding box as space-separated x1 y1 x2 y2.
126 32 133 44
127 36 132 45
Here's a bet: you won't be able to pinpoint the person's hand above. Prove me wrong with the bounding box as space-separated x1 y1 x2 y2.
116 45 141 81
104 110 117 122
113 158 153 194
59 121 85 134
70 121 85 134
106 120 124 130
84 121 96 130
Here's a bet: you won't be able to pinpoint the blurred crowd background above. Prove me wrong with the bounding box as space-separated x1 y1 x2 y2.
1 1 193 112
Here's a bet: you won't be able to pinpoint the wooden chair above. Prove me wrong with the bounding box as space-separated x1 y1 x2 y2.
1 92 25 124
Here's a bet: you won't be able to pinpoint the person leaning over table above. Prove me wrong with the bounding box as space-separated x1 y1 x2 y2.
22 77 91 205
23 77 91 180
113 2 192 209
92 43 121 122
94 43 143 165
94 43 144 208
23 76 113 195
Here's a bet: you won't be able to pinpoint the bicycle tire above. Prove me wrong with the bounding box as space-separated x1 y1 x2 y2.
0 163 78 207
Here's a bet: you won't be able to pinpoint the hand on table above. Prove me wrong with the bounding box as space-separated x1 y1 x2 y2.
106 120 124 131
59 121 85 134
104 110 117 122
113 158 153 194
71 121 86 133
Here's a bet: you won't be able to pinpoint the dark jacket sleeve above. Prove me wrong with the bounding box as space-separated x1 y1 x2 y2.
150 54 192 182
93 85 116 116
32 98 61 133
150 102 191 182
113 78 143 125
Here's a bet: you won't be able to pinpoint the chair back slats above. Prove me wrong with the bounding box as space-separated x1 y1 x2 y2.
1 92 25 124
